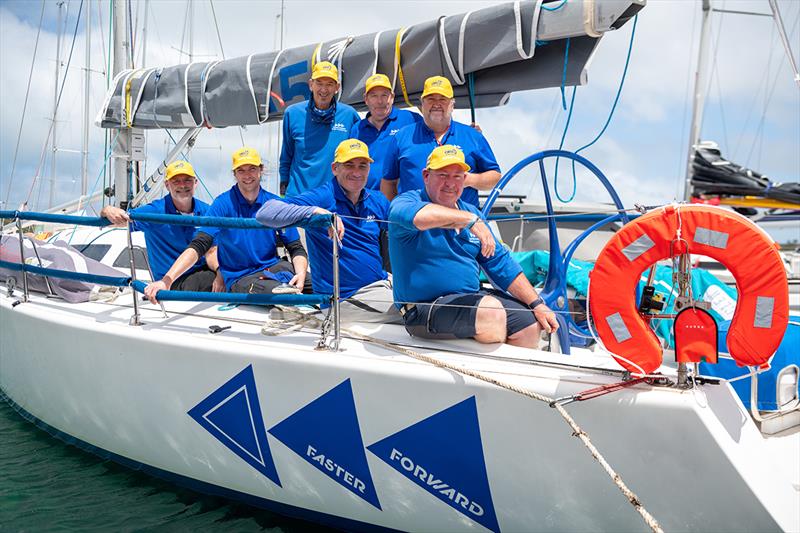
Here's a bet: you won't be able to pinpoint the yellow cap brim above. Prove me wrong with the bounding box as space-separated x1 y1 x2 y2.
366 82 392 93
336 154 374 164
422 87 454 99
427 160 471 172
165 172 196 181
312 73 338 82
232 157 262 170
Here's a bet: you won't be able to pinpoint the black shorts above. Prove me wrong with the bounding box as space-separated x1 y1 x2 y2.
171 265 216 292
401 289 536 340
229 260 313 294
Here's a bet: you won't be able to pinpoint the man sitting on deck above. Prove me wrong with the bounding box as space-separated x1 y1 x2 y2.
256 139 397 323
380 76 501 207
143 147 308 304
100 160 218 292
388 145 558 348
349 73 422 190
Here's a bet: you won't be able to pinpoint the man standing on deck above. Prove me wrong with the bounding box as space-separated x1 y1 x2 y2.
256 139 397 323
100 160 218 292
349 73 422 190
280 61 360 197
389 145 558 347
380 76 501 207
143 147 308 304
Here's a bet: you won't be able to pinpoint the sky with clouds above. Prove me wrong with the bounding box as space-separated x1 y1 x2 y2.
1 0 798 239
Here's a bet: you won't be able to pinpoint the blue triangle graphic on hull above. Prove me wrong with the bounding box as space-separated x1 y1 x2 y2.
268 379 381 509
188 365 281 487
367 396 500 533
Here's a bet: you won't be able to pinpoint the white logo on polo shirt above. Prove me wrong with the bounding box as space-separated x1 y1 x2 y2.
389 129 400 136
332 123 348 132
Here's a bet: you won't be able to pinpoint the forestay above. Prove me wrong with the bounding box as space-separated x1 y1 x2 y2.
97 0 643 130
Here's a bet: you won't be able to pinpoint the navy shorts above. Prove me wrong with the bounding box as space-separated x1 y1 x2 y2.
402 289 536 340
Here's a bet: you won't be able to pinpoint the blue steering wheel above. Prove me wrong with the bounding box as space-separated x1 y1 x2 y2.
481 150 630 354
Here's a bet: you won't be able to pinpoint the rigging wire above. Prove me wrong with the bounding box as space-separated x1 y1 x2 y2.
745 10 800 167
675 5 699 199
3 0 47 210
706 7 730 151
24 0 85 210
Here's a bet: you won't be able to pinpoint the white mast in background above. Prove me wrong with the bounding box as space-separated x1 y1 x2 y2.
50 1 64 209
81 0 91 197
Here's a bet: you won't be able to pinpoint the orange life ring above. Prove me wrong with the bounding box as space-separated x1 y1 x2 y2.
589 204 788 375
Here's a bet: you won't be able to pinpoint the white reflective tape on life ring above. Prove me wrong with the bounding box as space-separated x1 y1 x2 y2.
694 227 729 249
621 234 655 262
606 312 632 343
754 296 774 329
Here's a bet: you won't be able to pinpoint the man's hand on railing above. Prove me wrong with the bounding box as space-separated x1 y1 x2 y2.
289 270 306 292
100 205 130 226
313 208 344 242
144 279 170 304
212 271 225 293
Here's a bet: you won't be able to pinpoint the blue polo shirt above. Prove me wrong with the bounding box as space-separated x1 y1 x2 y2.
349 107 422 190
130 194 210 280
262 178 389 299
388 189 522 307
382 120 500 207
280 100 360 196
201 185 300 289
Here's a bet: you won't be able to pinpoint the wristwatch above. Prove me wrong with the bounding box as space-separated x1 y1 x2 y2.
464 213 480 230
528 297 545 310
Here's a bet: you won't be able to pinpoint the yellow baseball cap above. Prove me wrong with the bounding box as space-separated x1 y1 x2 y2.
311 61 339 83
334 139 374 164
231 147 262 170
165 160 196 181
421 76 454 99
426 145 471 172
365 73 392 94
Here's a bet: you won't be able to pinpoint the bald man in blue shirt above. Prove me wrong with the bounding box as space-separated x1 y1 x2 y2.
381 76 501 208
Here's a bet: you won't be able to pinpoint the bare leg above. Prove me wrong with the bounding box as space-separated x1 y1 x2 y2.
473 295 507 344
507 323 542 349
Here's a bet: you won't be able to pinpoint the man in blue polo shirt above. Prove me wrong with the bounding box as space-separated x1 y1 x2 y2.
144 147 309 303
389 145 558 348
256 139 397 323
349 73 422 190
280 61 360 196
380 76 501 207
100 160 218 291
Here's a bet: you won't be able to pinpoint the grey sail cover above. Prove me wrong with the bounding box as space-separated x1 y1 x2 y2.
97 0 643 130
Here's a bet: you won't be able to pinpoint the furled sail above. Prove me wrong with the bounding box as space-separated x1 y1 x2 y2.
98 0 643 130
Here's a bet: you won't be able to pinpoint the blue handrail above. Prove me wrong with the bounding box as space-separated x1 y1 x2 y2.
1 210 334 230
130 281 330 306
1 210 337 309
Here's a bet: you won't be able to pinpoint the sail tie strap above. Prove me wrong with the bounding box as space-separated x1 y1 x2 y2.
394 28 412 108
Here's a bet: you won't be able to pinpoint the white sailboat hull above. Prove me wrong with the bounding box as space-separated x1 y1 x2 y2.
1 292 797 532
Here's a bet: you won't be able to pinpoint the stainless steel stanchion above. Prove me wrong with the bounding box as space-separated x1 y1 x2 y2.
126 220 142 325
15 218 29 302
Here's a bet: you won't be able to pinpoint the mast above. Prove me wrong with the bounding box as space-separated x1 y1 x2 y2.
50 1 64 209
81 0 91 198
683 0 712 201
112 0 132 208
